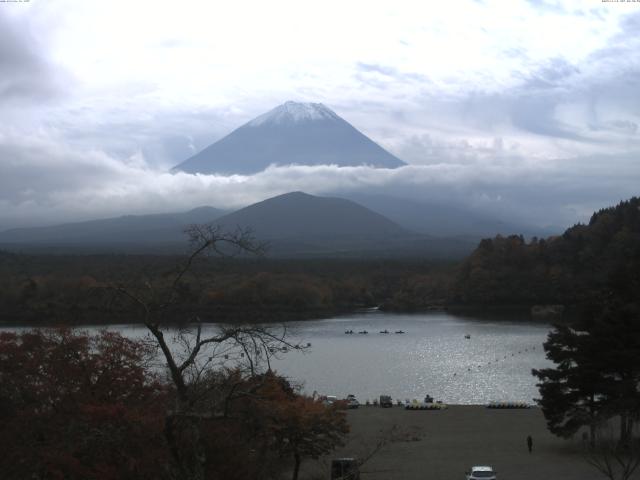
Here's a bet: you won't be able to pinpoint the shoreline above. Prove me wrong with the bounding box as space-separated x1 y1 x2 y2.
0 304 556 328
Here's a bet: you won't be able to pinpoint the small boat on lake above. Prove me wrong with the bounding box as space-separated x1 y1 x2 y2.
358 330 368 334
395 330 405 334
464 334 471 339
345 330 354 334
380 329 389 334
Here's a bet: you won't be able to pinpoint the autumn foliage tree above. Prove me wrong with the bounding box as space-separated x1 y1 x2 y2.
278 395 349 480
0 328 167 480
237 371 349 480
0 330 349 480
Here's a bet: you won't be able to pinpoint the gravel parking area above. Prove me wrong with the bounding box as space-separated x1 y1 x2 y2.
302 405 615 480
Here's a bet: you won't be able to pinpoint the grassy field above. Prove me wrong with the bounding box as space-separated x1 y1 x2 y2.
303 405 615 480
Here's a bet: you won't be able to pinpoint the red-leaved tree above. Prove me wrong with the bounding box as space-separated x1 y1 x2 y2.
218 370 349 480
0 329 168 480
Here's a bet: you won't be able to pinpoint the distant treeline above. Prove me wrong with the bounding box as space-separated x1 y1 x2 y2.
0 253 455 325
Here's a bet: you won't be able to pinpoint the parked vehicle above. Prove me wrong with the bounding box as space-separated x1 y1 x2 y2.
322 395 338 406
346 394 359 409
465 465 497 480
379 395 393 407
331 458 360 480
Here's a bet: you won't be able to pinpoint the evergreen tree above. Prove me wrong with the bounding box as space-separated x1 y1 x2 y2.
534 299 640 445
588 302 640 445
533 324 606 445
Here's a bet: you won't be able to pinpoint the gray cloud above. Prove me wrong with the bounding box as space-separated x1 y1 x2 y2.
356 62 430 83
509 96 590 142
37 103 247 169
352 62 432 93
0 130 637 232
0 12 66 104
524 0 567 14
520 57 580 91
395 23 640 151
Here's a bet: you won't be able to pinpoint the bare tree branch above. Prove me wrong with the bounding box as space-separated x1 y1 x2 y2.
105 224 299 480
584 424 640 480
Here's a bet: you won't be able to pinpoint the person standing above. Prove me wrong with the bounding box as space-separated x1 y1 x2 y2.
582 431 589 448
527 435 533 453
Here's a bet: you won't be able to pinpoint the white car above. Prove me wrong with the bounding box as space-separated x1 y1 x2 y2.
466 465 497 480
346 394 359 409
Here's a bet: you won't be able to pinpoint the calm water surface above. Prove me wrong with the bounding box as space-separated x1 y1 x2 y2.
269 310 552 404
5 311 552 405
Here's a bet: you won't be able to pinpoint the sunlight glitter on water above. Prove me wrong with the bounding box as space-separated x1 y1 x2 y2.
268 311 552 404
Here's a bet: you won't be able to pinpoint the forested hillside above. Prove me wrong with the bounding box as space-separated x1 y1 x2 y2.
450 197 640 308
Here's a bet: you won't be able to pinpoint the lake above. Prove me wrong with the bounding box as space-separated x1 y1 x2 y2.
3 310 553 405
270 310 552 404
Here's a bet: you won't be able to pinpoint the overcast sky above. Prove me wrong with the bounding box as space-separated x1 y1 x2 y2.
1 0 639 230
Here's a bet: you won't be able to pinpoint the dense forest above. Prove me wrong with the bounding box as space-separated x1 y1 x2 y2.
449 197 640 312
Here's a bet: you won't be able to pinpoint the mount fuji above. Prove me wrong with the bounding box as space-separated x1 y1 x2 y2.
172 101 406 175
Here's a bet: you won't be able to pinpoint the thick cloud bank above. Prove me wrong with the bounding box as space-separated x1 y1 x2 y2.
0 130 637 231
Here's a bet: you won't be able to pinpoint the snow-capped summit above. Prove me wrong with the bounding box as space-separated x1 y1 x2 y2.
172 101 406 175
247 101 340 126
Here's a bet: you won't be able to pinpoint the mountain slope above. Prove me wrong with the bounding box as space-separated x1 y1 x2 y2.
173 101 406 175
0 207 225 246
213 192 476 258
0 193 477 258
215 191 406 240
342 193 557 238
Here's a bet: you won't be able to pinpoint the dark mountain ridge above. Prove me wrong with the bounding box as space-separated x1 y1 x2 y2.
0 192 476 258
0 206 225 247
215 191 406 240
